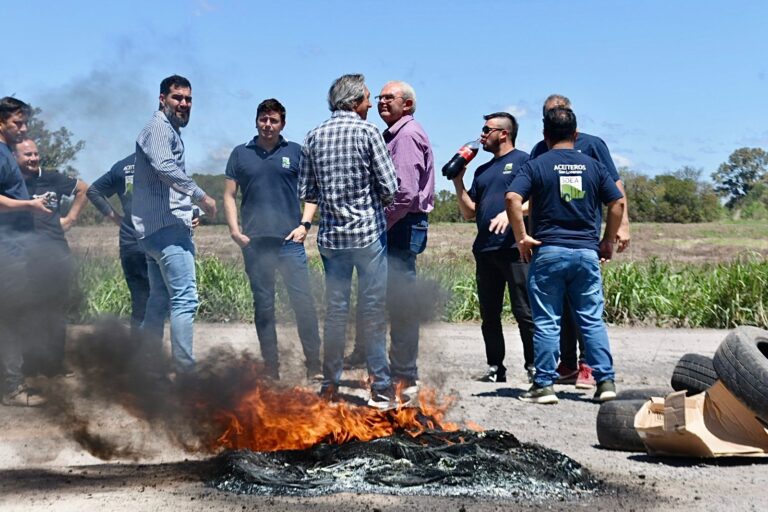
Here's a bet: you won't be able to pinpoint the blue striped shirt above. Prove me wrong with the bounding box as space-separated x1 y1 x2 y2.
299 110 397 249
131 111 206 238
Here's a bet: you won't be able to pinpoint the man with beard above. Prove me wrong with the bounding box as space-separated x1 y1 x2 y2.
132 75 217 375
299 74 398 409
452 112 535 384
14 138 88 377
0 97 50 406
223 98 322 382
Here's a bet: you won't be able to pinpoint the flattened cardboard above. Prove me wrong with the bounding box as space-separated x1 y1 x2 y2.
634 380 768 458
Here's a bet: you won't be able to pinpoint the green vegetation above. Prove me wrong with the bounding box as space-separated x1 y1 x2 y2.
76 253 768 329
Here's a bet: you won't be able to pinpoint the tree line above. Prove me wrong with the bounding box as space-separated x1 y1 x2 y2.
26 106 768 225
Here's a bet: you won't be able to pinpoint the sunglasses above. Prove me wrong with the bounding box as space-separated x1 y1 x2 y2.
482 126 504 134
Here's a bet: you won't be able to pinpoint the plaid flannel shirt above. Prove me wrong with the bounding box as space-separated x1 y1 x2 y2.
299 110 397 249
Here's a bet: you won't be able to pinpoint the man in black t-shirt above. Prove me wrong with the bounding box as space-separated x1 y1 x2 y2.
452 112 535 384
223 98 321 381
15 138 89 377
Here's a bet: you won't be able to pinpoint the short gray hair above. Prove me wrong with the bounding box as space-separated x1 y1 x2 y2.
385 80 417 114
328 74 366 112
542 94 571 115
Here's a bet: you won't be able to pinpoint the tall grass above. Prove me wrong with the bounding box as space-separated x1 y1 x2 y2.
77 254 768 329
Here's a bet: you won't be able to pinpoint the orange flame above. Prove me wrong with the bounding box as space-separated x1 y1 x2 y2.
208 383 476 452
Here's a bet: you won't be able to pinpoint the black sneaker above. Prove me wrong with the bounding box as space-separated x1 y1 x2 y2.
476 365 506 383
343 350 366 370
306 365 323 383
525 365 536 384
394 378 420 405
367 386 396 410
519 384 558 404
318 384 339 402
594 380 617 402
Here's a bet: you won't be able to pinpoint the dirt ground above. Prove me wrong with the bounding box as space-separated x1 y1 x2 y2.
1 322 766 511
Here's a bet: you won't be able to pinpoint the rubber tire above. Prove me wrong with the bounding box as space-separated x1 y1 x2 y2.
616 387 671 401
596 399 647 452
670 353 718 396
713 326 768 421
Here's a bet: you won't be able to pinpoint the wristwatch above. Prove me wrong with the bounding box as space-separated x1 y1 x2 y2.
301 221 312 230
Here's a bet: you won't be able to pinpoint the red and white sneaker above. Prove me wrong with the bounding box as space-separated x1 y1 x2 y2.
575 362 596 389
555 362 578 384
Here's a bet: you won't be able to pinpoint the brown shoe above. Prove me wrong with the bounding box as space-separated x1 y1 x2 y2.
2 385 46 407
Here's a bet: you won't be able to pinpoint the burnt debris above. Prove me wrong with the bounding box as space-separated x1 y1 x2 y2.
211 429 603 500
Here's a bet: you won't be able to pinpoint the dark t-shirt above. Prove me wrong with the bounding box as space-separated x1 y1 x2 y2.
24 170 78 246
225 137 303 239
508 149 623 252
530 132 620 182
87 154 142 255
0 142 32 233
468 149 529 253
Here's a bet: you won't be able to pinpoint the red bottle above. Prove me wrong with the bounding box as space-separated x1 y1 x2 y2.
442 140 480 179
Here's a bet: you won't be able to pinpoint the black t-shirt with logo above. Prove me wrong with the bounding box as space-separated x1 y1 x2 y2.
24 170 78 246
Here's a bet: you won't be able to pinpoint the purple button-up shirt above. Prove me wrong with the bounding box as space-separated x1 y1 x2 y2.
382 115 435 229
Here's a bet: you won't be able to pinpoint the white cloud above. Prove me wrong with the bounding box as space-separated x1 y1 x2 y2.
503 104 528 118
612 152 633 169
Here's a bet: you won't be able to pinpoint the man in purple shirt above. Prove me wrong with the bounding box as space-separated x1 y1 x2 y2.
344 81 435 399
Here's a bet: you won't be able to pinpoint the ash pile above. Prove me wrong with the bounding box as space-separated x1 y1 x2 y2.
211 429 603 500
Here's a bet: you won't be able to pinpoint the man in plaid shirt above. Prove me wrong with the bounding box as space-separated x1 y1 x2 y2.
299 73 398 409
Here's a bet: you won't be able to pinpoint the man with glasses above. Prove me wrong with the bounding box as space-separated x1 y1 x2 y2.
451 113 535 384
299 74 398 409
132 75 217 376
529 94 630 389
343 81 434 397
223 98 322 382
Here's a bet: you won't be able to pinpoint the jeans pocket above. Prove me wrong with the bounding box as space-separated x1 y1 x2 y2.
409 223 428 255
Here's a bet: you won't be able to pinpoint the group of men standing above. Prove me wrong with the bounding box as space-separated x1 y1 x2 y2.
1 73 629 410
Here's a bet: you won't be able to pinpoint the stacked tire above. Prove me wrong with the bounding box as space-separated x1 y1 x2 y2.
596 326 768 451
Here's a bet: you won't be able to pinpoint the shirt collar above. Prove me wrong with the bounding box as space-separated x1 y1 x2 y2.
154 110 181 134
383 114 413 138
331 110 362 120
246 135 287 154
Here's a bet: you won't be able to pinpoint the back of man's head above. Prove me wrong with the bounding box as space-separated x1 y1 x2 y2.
160 75 192 96
483 112 518 145
328 74 366 112
543 107 577 145
256 98 286 123
542 94 571 116
0 97 30 122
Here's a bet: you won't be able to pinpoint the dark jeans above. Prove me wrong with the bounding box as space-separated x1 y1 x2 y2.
0 235 28 394
121 251 150 330
386 213 427 381
474 248 535 372
560 297 585 369
242 238 321 373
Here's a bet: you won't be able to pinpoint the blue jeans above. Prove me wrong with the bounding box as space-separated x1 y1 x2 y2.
320 232 391 392
242 238 321 373
385 213 428 381
139 225 198 373
527 245 615 387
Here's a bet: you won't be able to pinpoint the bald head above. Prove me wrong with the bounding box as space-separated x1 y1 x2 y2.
542 94 572 116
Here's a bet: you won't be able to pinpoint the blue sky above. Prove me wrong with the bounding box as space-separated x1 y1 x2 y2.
2 0 766 188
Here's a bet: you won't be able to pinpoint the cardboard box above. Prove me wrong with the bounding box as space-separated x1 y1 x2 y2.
634 380 768 457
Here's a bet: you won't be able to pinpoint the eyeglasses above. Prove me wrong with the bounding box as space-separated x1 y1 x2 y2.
481 126 504 134
375 94 404 103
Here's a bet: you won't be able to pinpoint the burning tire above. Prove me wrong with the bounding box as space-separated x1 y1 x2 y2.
713 326 768 421
596 399 646 452
670 353 717 396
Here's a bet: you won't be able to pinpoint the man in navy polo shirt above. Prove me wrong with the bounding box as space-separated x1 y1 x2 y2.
452 112 535 384
223 98 321 381
506 107 624 404
530 94 630 389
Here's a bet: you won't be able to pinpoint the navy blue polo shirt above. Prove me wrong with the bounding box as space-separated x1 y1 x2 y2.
508 149 623 252
225 136 303 239
468 149 529 253
0 141 32 233
88 153 142 255
530 132 620 182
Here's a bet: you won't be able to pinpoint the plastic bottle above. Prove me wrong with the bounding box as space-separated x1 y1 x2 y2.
442 140 480 179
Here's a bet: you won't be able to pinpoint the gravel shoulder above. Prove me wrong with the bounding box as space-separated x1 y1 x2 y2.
0 322 766 511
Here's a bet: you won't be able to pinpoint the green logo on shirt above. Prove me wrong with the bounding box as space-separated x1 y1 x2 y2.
503 163 514 174
282 157 290 169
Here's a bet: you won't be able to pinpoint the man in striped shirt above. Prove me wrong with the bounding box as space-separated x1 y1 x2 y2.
299 74 398 409
132 75 217 375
